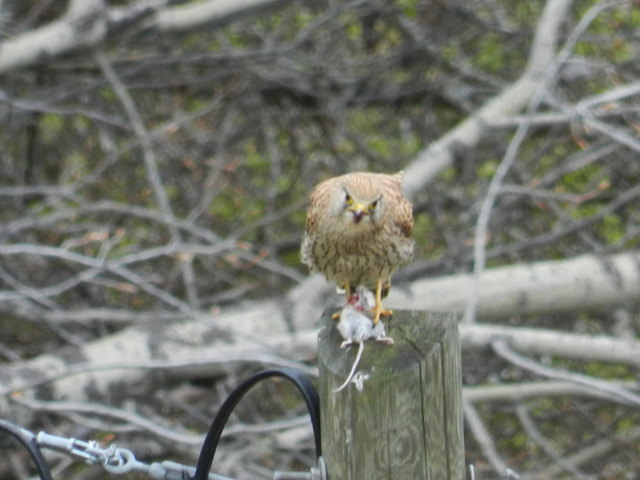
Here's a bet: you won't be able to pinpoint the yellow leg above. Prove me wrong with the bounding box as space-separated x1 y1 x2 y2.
344 281 352 299
332 281 352 320
372 279 393 324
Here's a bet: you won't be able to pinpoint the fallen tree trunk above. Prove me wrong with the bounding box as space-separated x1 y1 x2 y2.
1 251 638 407
3 320 638 403
393 250 640 318
2 312 638 408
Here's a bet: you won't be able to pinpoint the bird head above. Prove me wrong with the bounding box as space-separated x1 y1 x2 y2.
341 188 382 227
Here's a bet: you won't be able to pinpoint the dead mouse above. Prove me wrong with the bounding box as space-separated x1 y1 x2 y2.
333 286 394 393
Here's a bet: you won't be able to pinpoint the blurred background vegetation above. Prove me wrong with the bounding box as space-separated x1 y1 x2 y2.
1 0 639 478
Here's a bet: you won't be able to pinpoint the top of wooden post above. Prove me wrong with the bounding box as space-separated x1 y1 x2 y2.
318 309 460 385
317 308 465 480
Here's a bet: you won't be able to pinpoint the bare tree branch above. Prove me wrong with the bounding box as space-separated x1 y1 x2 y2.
492 339 640 406
0 0 107 74
402 0 575 198
461 324 640 368
96 50 201 307
0 0 291 74
463 399 510 475
464 380 639 404
515 404 590 478
153 0 290 32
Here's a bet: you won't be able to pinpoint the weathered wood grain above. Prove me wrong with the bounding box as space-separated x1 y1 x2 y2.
318 309 464 479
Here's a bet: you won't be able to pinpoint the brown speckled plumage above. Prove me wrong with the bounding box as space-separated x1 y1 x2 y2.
301 171 414 322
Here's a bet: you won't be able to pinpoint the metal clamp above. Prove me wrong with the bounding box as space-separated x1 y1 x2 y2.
273 456 327 480
36 432 104 465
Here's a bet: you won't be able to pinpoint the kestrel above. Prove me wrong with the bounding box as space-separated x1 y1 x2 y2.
301 171 414 324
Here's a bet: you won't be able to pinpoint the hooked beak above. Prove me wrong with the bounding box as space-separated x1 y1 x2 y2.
349 204 369 224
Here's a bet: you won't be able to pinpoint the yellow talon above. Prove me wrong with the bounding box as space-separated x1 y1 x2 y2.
372 279 392 325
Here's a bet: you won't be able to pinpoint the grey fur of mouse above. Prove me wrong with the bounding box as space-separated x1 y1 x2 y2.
332 286 394 393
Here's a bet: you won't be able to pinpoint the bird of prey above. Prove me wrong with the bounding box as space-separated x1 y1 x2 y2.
301 171 414 324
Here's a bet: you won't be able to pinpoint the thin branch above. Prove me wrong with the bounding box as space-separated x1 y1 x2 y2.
153 0 289 32
463 399 511 475
492 339 640 406
12 396 203 446
463 0 624 324
529 426 640 479
95 51 201 308
515 404 592 479
464 380 639 404
402 0 574 198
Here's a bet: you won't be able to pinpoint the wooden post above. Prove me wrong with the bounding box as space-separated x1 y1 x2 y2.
318 309 465 480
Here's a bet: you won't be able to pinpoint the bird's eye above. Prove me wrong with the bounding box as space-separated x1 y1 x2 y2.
370 200 378 211
344 192 353 205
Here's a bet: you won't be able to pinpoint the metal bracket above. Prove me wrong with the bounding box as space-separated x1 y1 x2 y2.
273 456 327 480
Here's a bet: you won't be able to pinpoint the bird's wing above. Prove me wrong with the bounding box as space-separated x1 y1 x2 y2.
390 172 413 238
305 177 334 234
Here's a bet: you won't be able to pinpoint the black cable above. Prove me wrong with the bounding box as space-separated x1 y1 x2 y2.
192 367 321 480
0 419 53 480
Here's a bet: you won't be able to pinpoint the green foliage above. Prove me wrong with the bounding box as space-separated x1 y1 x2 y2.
61 151 90 183
494 0 543 26
599 213 625 243
412 212 443 260
473 34 508 73
562 164 604 193
41 113 64 142
583 362 635 380
345 17 363 42
478 159 499 179
397 0 420 18
574 2 640 63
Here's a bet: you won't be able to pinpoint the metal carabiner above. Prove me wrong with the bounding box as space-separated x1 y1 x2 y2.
100 446 149 475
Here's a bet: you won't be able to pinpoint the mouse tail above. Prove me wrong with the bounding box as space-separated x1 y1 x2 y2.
332 341 364 393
